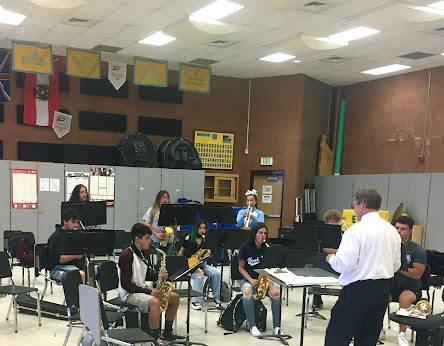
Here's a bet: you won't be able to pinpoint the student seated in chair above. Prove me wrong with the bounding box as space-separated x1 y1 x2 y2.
178 219 222 310
238 222 282 338
118 223 182 344
391 215 427 346
48 208 86 283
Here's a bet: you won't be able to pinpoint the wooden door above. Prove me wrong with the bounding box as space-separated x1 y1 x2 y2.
252 174 284 238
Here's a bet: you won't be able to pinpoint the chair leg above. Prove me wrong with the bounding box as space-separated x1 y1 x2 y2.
77 326 86 346
27 269 30 287
304 293 310 328
6 296 13 320
387 304 391 329
42 280 48 300
22 267 25 285
64 319 72 346
14 295 18 333
286 287 289 306
36 292 42 327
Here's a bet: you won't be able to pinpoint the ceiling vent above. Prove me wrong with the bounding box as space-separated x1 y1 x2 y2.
207 40 236 48
398 52 435 60
304 1 327 6
188 58 219 65
92 45 123 53
66 17 97 28
322 56 346 63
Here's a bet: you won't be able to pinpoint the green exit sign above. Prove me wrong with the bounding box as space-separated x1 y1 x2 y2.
260 157 273 166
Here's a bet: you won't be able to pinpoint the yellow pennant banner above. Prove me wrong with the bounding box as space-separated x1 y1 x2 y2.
12 41 53 74
133 57 168 87
66 48 100 79
179 63 211 94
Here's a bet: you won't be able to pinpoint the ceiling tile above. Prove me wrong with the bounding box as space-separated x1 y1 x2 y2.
161 0 210 14
67 35 106 49
133 9 185 29
104 5 154 25
71 1 122 20
39 31 79 45
112 26 155 42
84 21 128 38
8 27 48 41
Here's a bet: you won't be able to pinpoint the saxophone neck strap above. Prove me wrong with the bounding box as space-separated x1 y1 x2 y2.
130 244 151 268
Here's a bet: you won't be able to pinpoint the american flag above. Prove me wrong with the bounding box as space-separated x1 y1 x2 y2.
0 50 11 102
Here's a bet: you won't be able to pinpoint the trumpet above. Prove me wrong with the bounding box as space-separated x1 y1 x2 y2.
243 202 253 230
160 226 174 247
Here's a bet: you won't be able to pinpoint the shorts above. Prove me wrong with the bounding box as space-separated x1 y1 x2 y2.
390 284 422 302
124 292 153 313
50 265 81 282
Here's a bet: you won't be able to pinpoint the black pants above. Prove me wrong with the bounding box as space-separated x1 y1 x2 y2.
325 279 391 346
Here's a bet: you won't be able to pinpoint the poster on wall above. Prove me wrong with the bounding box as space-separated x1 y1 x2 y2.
90 167 115 206
65 171 89 201
194 130 234 169
11 168 38 209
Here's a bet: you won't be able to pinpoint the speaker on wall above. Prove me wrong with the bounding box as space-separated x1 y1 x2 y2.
80 78 129 98
0 140 3 159
138 85 183 104
79 111 127 132
0 103 4 123
138 116 182 137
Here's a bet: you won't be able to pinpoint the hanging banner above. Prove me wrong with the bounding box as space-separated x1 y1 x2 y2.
24 59 59 127
66 47 100 79
52 110 72 138
133 57 167 87
12 40 53 74
108 61 126 90
11 168 38 209
179 63 211 94
0 50 11 102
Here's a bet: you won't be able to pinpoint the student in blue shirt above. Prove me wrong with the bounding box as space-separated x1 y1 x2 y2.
238 222 282 338
236 189 264 229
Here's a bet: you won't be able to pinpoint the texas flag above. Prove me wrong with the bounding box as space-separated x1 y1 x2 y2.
24 59 59 126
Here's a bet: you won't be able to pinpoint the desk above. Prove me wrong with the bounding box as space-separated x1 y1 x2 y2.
256 267 339 346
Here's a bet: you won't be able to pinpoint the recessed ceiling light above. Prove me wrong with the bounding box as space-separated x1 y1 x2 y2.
0 6 26 25
428 1 444 10
139 31 176 46
329 26 380 42
293 60 302 63
361 64 411 76
191 0 244 20
259 53 296 63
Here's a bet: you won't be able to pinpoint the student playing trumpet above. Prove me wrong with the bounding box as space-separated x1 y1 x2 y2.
236 189 264 229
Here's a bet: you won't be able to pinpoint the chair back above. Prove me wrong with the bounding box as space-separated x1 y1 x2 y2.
230 255 243 281
33 243 48 277
166 255 189 281
95 261 119 292
0 251 13 279
63 270 82 308
79 284 102 346
9 232 35 258
3 230 22 252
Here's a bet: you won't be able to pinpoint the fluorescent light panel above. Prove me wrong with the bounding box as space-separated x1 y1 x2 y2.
329 26 380 42
191 0 244 20
361 64 411 76
0 6 26 25
260 53 296 63
428 1 444 9
139 31 176 46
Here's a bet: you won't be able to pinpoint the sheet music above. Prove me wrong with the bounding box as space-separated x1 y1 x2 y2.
264 268 340 286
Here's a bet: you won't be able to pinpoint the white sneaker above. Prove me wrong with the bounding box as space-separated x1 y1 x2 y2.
273 327 281 336
398 332 409 346
191 302 202 310
211 299 221 308
250 326 261 337
379 328 386 340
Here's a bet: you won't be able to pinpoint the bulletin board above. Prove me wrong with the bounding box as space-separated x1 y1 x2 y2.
194 130 234 169
11 168 38 209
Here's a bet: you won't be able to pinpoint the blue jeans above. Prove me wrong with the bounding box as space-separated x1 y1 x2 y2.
240 279 280 328
191 263 221 303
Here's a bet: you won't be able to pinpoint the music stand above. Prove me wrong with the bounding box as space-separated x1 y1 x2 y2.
295 225 320 252
169 261 207 346
319 224 341 250
61 201 107 226
199 206 235 225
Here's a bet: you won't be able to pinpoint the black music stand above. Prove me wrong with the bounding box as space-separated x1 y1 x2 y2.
169 261 207 346
61 201 107 227
256 247 292 345
199 206 235 225
319 224 341 250
158 204 200 254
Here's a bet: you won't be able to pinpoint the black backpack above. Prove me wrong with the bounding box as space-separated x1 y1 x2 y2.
217 294 246 333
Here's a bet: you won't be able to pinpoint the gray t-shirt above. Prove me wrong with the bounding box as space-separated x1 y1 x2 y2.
394 240 427 287
143 207 165 243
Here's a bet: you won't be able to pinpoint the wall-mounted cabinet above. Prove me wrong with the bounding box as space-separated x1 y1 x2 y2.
204 173 239 203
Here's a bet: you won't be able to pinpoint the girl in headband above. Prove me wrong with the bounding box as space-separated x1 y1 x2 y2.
236 189 265 229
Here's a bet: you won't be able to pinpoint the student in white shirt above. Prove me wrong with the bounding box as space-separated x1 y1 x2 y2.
324 187 401 346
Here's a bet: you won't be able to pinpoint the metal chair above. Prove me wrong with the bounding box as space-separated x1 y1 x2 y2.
78 284 155 346
8 232 35 286
0 251 41 333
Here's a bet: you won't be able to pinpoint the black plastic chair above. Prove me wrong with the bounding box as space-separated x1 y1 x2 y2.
78 284 155 346
95 260 142 326
9 232 35 286
230 255 243 296
3 230 22 254
0 251 42 333
114 230 131 257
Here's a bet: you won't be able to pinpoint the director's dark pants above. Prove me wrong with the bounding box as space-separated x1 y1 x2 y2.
325 279 391 346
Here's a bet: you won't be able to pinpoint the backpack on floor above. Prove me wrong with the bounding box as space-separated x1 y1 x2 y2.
217 294 246 333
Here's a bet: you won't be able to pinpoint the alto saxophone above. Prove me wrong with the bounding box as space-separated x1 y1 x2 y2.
188 248 212 268
155 248 175 312
255 240 272 300
160 226 174 247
